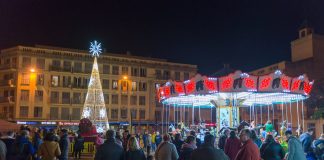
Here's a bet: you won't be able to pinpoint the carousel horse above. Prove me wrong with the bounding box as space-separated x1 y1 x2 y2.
296 124 302 137
249 120 255 130
169 124 176 133
280 120 287 137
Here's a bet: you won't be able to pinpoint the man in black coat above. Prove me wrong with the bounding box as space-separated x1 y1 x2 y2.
191 135 229 160
95 130 125 160
58 129 70 160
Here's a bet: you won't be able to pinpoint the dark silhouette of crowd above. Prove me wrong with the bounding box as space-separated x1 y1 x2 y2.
0 125 323 160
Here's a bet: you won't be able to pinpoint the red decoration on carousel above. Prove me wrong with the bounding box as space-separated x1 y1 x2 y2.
281 77 290 90
245 78 255 89
221 77 232 90
260 77 271 90
204 79 216 91
291 80 300 91
304 82 312 95
175 82 184 94
185 81 195 94
164 86 171 97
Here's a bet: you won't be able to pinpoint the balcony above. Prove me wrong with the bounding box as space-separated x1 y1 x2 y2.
0 96 15 103
72 84 87 89
72 67 83 73
49 65 62 72
0 79 16 87
0 65 15 70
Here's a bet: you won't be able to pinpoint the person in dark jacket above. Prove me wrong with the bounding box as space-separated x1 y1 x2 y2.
126 136 146 160
190 131 201 148
234 129 260 160
284 130 306 160
300 128 316 159
313 133 324 160
260 134 284 160
218 129 230 150
224 130 241 160
13 130 36 160
73 134 85 159
122 130 130 151
191 134 229 160
172 133 184 155
95 130 125 160
58 129 70 160
179 135 197 160
155 132 162 147
0 131 16 159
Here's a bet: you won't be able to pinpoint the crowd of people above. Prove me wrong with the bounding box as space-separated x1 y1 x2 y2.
0 125 323 160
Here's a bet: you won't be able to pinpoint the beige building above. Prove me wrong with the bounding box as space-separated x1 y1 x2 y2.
248 25 324 137
0 45 197 129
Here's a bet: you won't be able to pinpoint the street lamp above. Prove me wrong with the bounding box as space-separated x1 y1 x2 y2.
30 68 36 73
123 76 128 80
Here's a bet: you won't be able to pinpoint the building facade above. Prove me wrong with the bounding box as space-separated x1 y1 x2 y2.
0 45 197 129
248 25 324 137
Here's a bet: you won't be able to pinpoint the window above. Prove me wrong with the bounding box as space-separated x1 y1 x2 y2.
112 94 118 104
63 61 71 72
73 77 82 88
73 92 81 104
121 80 128 91
131 109 137 119
131 81 137 91
51 75 60 87
103 65 110 74
155 111 161 121
35 90 43 102
63 76 71 87
51 91 59 103
112 80 118 90
139 96 146 105
121 109 127 119
121 95 128 105
104 94 109 104
175 72 180 80
21 90 29 101
131 67 138 76
62 92 70 104
139 82 147 91
34 107 42 118
122 66 128 75
12 57 17 68
102 79 109 89
72 108 81 120
140 68 147 77
73 62 82 73
83 78 89 87
112 66 119 75
51 60 61 71
50 107 59 120
21 73 30 85
140 110 145 119
130 96 137 105
184 72 189 80
106 108 109 118
36 59 45 69
111 109 118 119
156 70 162 79
37 74 44 85
20 106 28 118
61 108 70 120
163 70 170 80
4 58 10 65
85 63 92 73
22 57 31 68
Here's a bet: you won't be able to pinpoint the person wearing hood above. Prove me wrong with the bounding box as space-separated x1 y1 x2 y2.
179 135 197 160
191 134 229 160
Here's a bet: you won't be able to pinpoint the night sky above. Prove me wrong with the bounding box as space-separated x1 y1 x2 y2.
1 0 324 75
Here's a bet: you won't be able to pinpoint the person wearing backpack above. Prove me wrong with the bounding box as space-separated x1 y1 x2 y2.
37 133 61 160
13 130 36 160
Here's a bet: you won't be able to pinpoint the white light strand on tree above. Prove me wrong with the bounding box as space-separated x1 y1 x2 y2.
82 41 109 132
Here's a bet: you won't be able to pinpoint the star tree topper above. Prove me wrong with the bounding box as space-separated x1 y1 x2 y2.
89 40 102 57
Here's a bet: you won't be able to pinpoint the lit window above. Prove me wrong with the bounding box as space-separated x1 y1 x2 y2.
112 80 118 90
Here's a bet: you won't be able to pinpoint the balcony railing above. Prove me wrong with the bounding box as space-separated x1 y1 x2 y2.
49 65 62 72
0 79 16 87
0 96 14 103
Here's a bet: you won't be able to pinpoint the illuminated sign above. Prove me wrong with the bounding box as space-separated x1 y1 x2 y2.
41 121 56 125
58 122 79 126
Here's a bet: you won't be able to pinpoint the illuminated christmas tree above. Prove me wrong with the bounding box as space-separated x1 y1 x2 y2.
82 41 109 133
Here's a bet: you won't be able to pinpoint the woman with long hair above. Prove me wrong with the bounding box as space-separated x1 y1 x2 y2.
260 134 284 160
126 136 146 160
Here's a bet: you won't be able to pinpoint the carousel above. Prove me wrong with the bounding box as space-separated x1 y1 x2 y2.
156 70 314 138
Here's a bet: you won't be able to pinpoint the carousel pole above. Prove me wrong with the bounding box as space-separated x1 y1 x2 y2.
301 99 305 132
162 103 165 135
267 104 270 121
289 101 292 128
